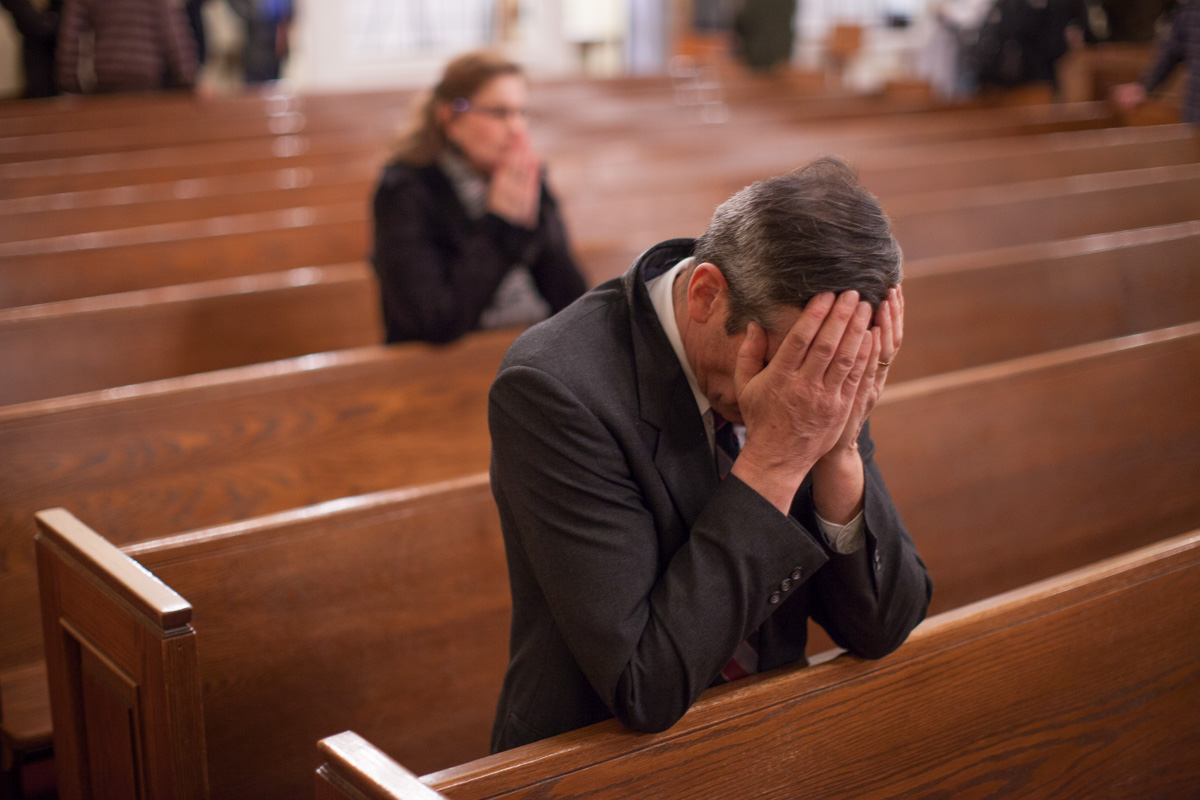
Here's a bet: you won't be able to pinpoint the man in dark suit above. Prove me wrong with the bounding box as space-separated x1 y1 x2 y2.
488 158 932 752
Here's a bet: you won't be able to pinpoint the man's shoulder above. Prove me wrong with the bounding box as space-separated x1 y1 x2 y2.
500 276 631 382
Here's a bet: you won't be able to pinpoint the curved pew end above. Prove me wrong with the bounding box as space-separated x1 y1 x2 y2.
317 731 449 800
34 508 210 800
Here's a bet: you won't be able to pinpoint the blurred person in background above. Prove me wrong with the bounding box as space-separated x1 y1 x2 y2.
970 0 1092 92
1 0 62 97
371 50 587 345
56 0 197 92
1113 0 1198 122
227 0 292 83
920 0 995 99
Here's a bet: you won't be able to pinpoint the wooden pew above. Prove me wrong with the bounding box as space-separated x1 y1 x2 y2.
892 220 1200 381
0 130 388 198
6 125 1196 248
0 89 410 135
317 529 1200 800
889 163 1200 260
0 107 404 165
0 99 1115 203
2 220 1198 403
0 329 515 684
0 159 381 245
0 203 369 308
35 473 508 800
6 158 1199 305
29 322 1200 799
572 163 1200 282
0 264 384 404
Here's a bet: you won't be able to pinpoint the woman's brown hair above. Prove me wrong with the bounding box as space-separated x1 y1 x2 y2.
392 49 525 166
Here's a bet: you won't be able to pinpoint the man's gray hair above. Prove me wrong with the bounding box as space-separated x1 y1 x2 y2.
693 157 902 334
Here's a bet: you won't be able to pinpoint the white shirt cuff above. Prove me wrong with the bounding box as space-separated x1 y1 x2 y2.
815 508 866 554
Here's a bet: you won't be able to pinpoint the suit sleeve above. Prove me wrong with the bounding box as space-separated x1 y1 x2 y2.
489 364 832 733
794 421 932 659
1142 10 1186 93
371 166 536 343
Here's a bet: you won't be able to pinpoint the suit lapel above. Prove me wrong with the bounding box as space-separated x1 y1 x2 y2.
623 240 719 529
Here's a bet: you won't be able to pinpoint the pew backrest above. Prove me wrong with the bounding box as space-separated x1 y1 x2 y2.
38 472 510 800
30 325 1200 799
0 264 384 404
5 220 1196 403
873 320 1200 614
317 529 1200 799
1 330 514 675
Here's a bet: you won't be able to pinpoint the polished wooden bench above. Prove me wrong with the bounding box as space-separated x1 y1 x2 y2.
889 162 1200 260
0 98 1115 202
7 125 1196 248
0 329 516 682
0 159 381 245
2 220 1198 403
0 263 384 404
35 474 508 800
7 154 1198 304
317 528 1200 799
29 322 1200 799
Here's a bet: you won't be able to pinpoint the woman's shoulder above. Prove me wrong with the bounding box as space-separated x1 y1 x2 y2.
377 159 439 190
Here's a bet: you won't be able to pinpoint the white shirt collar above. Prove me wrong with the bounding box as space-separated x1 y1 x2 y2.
646 256 722 453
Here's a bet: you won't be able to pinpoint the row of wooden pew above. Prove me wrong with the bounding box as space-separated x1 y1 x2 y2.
0 72 1198 799
317 527 1200 799
28 317 1200 799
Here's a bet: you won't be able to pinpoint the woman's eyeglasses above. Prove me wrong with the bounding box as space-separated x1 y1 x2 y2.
451 98 532 121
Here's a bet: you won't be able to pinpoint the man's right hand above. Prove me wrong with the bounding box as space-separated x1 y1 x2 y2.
730 290 874 514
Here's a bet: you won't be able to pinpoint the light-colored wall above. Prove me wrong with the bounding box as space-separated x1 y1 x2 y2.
286 0 608 92
1 14 23 97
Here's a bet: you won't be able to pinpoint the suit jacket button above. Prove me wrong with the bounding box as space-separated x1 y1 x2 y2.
790 568 802 581
780 579 792 592
768 592 781 605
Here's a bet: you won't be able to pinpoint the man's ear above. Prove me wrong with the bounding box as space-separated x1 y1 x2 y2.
686 262 728 324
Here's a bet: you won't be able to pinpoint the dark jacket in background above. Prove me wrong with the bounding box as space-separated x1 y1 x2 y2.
733 0 798 71
973 0 1089 87
1142 0 1200 121
1100 0 1174 41
227 0 292 83
1 0 62 97
56 0 197 92
370 161 586 344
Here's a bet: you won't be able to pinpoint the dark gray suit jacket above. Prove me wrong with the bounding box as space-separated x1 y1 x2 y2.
488 239 932 752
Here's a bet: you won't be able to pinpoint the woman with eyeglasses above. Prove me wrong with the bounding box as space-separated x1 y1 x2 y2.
371 50 587 344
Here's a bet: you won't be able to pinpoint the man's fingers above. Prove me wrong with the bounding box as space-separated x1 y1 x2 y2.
875 293 894 357
770 292 834 372
734 321 768 397
819 297 871 386
792 291 859 379
843 325 873 401
893 285 905 352
867 327 884 393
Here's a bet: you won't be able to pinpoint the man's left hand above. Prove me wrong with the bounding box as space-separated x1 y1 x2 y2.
811 285 903 523
828 284 904 457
